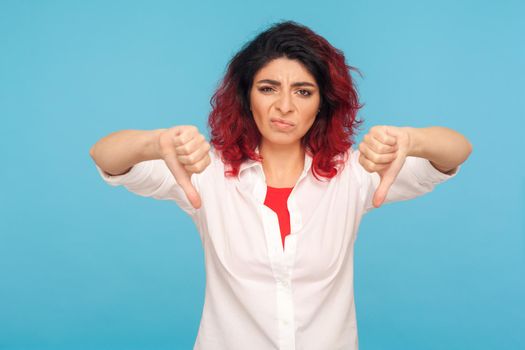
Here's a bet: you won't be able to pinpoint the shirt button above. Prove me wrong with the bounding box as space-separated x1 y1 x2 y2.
279 280 290 288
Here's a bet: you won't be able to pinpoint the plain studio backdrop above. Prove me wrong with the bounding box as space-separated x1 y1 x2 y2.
1 0 523 349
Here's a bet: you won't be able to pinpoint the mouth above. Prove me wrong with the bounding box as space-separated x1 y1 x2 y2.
270 118 295 131
270 118 295 126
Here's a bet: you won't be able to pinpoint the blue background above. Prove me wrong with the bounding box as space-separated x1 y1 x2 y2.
1 0 523 349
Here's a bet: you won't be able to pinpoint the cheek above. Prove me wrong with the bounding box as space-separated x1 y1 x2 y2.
302 112 318 131
250 111 267 136
250 101 272 128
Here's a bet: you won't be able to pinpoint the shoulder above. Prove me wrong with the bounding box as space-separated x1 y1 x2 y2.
209 147 226 170
196 146 226 182
340 146 364 179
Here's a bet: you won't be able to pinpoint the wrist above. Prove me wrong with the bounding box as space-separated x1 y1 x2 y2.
143 128 167 161
405 126 424 157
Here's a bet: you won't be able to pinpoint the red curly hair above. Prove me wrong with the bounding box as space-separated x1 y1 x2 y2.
207 20 363 181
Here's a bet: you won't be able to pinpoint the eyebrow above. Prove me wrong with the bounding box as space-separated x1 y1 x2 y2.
255 79 317 88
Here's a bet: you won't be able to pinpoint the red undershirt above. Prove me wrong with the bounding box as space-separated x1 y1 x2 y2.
264 185 294 251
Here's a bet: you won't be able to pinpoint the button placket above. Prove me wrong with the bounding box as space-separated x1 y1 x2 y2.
253 160 311 350
275 267 295 350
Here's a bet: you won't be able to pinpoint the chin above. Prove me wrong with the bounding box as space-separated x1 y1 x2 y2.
262 132 302 146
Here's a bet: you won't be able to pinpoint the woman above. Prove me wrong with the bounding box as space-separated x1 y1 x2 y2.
90 21 472 350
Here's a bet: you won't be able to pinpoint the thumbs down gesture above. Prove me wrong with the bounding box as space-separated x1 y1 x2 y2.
158 125 211 209
358 125 411 208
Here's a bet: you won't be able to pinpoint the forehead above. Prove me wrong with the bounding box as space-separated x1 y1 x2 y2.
254 57 316 82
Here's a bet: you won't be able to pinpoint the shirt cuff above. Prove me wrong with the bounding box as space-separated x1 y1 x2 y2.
406 156 460 186
95 161 154 187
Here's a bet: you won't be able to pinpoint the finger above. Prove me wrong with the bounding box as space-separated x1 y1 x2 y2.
371 127 397 146
359 142 397 164
359 153 390 172
171 125 199 147
174 133 206 155
358 153 391 173
176 139 210 165
163 154 202 209
364 134 398 154
177 143 211 166
183 152 211 174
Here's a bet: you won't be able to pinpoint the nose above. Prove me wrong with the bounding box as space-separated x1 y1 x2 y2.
275 91 294 115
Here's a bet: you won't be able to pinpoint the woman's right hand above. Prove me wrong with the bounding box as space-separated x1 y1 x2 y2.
157 125 211 209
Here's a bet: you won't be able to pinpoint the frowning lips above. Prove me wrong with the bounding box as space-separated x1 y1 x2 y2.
270 118 295 126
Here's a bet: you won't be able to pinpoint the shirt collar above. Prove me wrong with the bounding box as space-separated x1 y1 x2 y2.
237 146 313 181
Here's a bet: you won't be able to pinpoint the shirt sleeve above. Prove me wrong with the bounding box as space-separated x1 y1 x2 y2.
350 149 460 214
94 159 198 216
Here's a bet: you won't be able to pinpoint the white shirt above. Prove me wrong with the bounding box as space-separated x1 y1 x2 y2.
95 147 459 350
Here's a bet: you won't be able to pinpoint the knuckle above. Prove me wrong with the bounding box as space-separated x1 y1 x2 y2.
201 155 211 168
196 166 206 174
359 154 373 172
176 154 187 165
381 155 391 164
173 126 184 138
186 153 196 164
185 164 196 173
379 144 390 153
172 135 183 147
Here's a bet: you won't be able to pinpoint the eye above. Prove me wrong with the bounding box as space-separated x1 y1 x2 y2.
297 89 312 97
258 86 274 93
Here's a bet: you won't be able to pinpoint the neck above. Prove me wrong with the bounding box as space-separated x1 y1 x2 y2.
259 141 305 188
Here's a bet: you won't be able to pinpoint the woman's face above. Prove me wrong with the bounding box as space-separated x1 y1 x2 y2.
249 57 321 150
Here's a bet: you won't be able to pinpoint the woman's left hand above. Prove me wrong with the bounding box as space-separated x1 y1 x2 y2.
358 125 412 208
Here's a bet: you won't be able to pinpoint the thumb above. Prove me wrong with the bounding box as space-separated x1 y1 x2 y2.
373 171 395 208
164 155 202 209
372 150 407 208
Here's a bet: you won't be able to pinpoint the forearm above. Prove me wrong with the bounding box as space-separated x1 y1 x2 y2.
89 129 166 175
406 126 473 173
